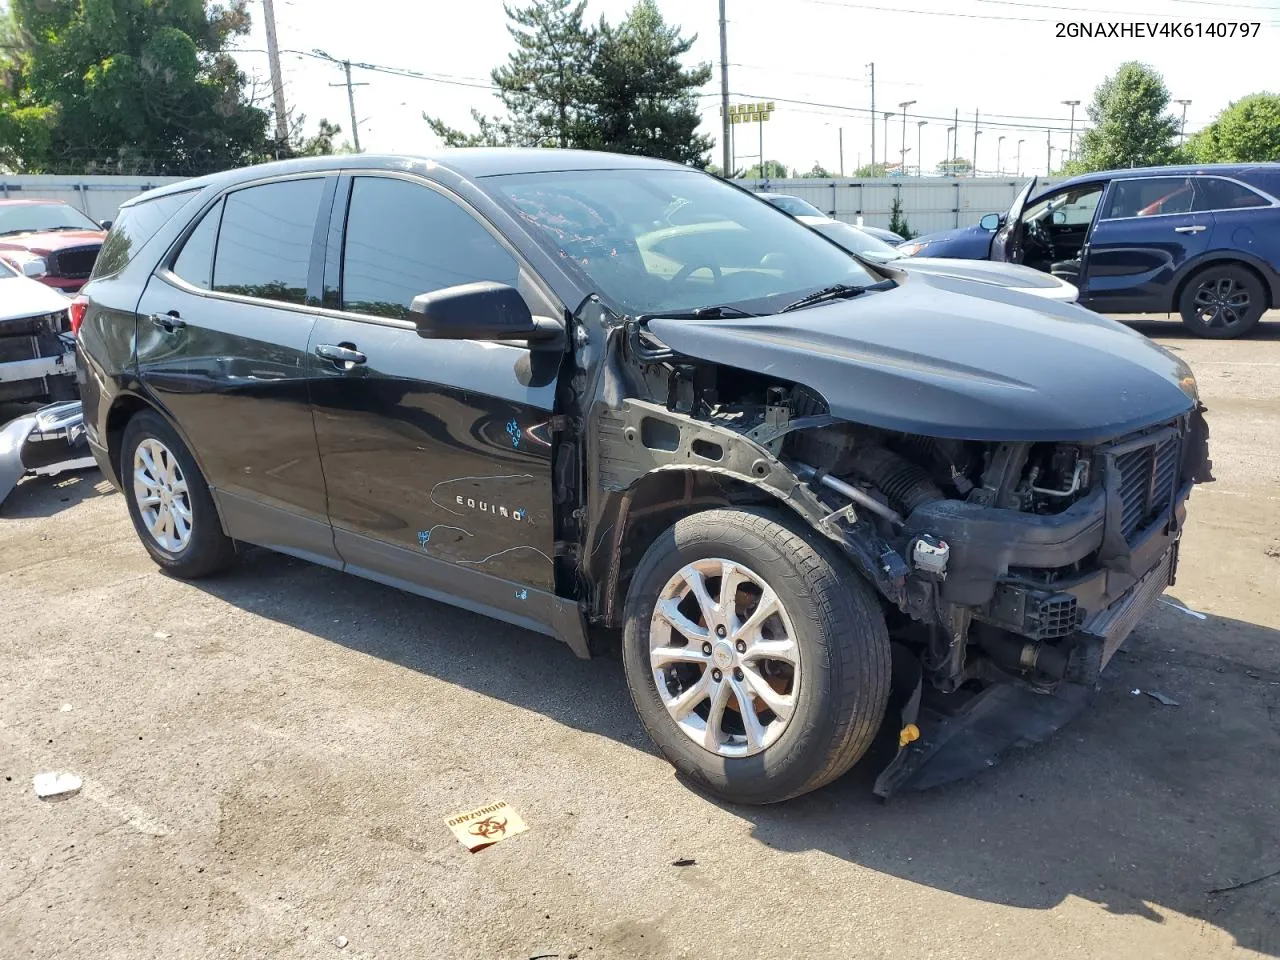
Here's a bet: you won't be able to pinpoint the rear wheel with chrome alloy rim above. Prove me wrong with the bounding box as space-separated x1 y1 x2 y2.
121 410 236 579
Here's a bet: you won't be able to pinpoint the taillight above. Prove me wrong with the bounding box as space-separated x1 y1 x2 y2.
69 295 89 336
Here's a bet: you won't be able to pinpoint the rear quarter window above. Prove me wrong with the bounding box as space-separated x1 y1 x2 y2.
91 189 198 280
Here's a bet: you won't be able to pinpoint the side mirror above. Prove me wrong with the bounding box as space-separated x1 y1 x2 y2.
410 281 559 343
99 219 113 231
21 257 48 279
979 213 1001 231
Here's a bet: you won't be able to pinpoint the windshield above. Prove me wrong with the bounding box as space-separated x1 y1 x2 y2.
762 194 826 218
808 220 904 263
491 169 879 317
0 203 101 236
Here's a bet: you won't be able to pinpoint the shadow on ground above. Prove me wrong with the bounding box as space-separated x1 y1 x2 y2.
0 467 110 519
193 547 1280 957
1121 315 1280 343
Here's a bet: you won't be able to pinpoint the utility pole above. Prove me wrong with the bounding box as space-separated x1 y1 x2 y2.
719 0 731 175
329 61 367 153
838 127 844 177
1062 100 1080 164
883 112 893 173
1175 99 1192 144
868 62 876 172
945 126 953 172
1016 139 1024 176
1046 129 1052 175
917 120 927 176
972 109 980 176
261 0 289 146
996 135 1005 175
898 100 916 174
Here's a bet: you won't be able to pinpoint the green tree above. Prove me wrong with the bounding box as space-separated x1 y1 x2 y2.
582 0 712 165
800 162 834 178
1188 93 1280 163
426 0 595 148
743 159 788 179
1066 62 1180 174
2 0 270 175
887 195 914 239
288 117 346 157
852 162 888 177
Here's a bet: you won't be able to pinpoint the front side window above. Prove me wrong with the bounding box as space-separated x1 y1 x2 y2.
340 177 519 320
92 189 198 279
212 178 324 304
1192 177 1269 212
492 169 878 316
1103 177 1196 219
1021 185 1104 227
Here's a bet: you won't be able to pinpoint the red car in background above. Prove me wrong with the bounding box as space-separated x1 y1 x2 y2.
0 199 108 294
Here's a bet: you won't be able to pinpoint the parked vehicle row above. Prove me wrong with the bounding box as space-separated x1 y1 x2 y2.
74 150 1210 804
901 164 1280 338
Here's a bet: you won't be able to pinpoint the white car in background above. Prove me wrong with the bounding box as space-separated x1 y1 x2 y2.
0 256 77 404
798 215 1080 302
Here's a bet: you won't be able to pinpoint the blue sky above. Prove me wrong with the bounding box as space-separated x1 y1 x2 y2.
234 0 1280 176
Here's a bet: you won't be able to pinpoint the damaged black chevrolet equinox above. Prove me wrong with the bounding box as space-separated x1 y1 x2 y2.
76 151 1211 803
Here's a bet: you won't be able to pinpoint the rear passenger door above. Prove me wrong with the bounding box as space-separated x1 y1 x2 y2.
1194 175 1276 261
135 175 339 564
1080 176 1213 312
309 173 563 620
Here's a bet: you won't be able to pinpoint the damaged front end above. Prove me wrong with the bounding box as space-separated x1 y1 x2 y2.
0 401 97 507
576 306 1212 797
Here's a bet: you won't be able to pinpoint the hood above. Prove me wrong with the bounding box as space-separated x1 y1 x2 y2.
904 257 1076 299
646 273 1195 443
0 230 105 254
0 273 72 321
900 223 994 260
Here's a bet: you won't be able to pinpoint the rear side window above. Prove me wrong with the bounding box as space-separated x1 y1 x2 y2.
1102 177 1196 219
91 189 198 279
212 179 324 304
170 200 223 289
340 176 519 320
1192 177 1269 212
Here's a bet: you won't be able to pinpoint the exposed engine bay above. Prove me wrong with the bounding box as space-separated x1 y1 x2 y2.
577 316 1212 795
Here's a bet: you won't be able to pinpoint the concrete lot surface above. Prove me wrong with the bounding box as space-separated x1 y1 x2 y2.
2 316 1278 959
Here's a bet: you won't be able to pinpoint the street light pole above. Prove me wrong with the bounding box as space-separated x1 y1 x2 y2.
972 109 980 176
1046 129 1052 175
1061 100 1080 165
997 135 1005 175
899 100 916 175
868 62 876 172
1016 139 1024 176
1175 99 1192 144
719 0 730 175
838 126 844 176
883 112 893 173
917 120 927 176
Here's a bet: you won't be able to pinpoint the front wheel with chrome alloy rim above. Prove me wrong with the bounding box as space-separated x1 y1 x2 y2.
622 507 891 804
1178 264 1266 339
121 410 236 579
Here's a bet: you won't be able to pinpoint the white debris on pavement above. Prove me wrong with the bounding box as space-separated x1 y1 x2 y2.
33 772 82 800
1159 598 1208 620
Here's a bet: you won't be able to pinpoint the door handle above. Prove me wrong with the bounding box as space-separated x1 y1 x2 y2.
315 343 367 368
149 311 186 332
1173 225 1207 234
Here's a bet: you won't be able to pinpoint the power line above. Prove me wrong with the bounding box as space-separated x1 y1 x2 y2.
973 0 1268 18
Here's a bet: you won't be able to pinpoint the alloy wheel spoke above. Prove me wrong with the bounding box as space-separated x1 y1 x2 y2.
730 677 767 750
681 565 718 626
703 677 733 751
667 671 712 721
742 665 795 721
745 636 799 666
655 597 709 644
651 644 710 668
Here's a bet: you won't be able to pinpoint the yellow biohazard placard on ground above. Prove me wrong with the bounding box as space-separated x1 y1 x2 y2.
445 800 529 852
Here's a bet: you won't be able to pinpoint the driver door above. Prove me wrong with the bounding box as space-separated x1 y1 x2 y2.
990 177 1037 262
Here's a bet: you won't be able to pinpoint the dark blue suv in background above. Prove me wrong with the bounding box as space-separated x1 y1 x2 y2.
901 164 1280 338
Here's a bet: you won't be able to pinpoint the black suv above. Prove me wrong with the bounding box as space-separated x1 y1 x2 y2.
76 151 1211 803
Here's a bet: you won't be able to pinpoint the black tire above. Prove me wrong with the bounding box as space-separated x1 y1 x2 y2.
1178 264 1266 339
621 507 891 804
120 409 236 579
